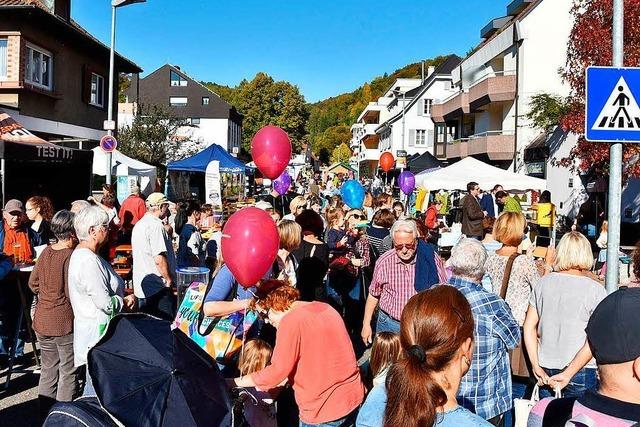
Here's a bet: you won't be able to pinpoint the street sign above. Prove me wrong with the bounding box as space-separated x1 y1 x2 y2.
585 66 640 142
100 135 118 152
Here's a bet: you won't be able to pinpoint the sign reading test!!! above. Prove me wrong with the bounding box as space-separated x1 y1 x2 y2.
586 66 640 143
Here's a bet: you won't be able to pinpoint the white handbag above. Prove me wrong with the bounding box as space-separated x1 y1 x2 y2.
514 384 561 427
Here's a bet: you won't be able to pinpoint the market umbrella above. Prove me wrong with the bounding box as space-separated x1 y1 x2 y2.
88 314 232 427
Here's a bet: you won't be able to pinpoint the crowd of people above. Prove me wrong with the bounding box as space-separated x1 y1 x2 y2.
0 175 639 427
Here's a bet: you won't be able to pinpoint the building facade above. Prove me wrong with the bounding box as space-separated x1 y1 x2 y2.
430 0 589 219
120 64 243 153
351 56 460 177
0 0 141 148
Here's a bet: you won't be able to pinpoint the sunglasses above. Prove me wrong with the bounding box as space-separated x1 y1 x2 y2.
348 214 365 220
394 242 417 251
258 309 270 321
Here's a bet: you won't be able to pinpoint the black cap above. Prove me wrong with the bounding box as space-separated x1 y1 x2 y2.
586 286 640 365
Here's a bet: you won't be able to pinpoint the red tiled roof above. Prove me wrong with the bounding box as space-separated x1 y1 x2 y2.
0 0 48 10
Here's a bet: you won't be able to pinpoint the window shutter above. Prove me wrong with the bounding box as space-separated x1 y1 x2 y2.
81 65 91 104
417 100 423 116
409 129 416 147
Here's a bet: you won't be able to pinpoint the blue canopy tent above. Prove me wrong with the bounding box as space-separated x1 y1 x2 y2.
167 143 247 173
166 144 250 201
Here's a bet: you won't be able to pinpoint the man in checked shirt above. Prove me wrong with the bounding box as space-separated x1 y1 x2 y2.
447 238 520 427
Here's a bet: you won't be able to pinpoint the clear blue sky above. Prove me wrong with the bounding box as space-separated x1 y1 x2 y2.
73 0 506 102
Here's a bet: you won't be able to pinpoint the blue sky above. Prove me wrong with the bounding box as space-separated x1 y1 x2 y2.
73 0 506 102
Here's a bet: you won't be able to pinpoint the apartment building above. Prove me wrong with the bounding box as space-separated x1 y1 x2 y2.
430 0 588 218
0 0 142 148
351 55 460 177
120 64 243 153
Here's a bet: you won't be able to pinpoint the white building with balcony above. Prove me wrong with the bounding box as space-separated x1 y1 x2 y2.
351 55 460 177
430 0 595 219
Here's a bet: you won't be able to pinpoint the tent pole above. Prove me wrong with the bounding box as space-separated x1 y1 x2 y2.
0 158 4 207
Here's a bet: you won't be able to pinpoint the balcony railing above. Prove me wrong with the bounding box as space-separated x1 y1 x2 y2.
439 130 515 160
468 71 517 110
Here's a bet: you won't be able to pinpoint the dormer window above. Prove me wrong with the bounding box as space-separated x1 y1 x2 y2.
170 70 187 87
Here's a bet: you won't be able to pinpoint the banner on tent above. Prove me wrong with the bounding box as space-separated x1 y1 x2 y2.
205 161 222 210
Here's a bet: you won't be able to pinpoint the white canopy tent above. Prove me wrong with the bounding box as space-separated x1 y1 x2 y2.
92 147 157 195
417 157 546 191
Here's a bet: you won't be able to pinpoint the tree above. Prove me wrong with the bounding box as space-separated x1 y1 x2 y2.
331 143 352 164
559 0 640 178
233 72 309 153
526 93 571 131
314 125 351 161
118 104 200 176
118 74 131 103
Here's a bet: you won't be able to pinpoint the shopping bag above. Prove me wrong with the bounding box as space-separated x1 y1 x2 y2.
514 384 561 427
172 281 258 364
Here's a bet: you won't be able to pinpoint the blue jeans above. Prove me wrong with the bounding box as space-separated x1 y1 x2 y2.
540 367 598 399
375 309 400 334
299 409 357 427
81 365 96 397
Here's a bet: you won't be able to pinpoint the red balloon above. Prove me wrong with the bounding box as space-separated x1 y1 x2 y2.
379 152 395 172
221 207 279 288
251 125 292 180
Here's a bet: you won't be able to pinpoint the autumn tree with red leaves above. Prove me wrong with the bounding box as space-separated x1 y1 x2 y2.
559 0 640 178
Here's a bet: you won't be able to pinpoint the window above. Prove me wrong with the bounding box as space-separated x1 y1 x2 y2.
0 39 7 79
202 97 209 105
423 99 433 115
191 118 200 125
416 129 427 145
25 44 52 90
170 97 188 106
90 73 104 107
170 70 187 87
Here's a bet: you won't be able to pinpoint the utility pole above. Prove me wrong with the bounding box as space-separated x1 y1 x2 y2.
106 4 116 186
605 0 623 293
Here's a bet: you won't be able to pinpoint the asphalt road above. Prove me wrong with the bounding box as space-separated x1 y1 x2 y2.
0 343 41 427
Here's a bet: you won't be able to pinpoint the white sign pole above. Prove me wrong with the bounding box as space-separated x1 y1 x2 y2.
606 0 624 294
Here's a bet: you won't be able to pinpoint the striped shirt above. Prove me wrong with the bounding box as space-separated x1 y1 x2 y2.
368 248 448 320
448 276 521 420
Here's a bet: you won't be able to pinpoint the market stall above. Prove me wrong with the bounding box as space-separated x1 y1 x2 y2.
167 143 250 202
92 147 157 196
0 110 93 209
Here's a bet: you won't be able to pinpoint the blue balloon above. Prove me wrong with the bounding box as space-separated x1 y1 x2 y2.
341 180 365 209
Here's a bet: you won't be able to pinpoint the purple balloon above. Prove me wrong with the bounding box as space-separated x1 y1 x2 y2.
273 171 292 196
398 171 416 195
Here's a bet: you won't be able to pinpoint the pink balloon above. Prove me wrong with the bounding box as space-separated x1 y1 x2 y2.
221 207 279 288
251 125 292 180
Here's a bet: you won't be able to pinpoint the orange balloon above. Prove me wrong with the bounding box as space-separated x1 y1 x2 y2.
379 152 395 172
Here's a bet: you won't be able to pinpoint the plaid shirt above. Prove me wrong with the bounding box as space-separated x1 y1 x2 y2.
369 249 448 320
448 276 521 420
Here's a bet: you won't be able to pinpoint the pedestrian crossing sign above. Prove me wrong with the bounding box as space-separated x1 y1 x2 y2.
586 66 640 142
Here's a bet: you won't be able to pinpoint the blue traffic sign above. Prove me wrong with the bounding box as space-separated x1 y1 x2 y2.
100 135 118 152
586 66 640 142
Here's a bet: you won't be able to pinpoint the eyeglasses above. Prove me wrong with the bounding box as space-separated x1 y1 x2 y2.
348 214 365 220
394 242 417 251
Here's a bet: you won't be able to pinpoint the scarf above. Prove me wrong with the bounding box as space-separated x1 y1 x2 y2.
414 239 440 292
4 222 33 262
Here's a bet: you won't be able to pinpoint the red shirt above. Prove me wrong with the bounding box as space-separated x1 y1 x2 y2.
118 195 147 232
425 205 439 229
252 302 364 424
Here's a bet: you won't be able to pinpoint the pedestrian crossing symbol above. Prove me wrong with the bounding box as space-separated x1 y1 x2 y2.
592 77 640 131
586 66 640 143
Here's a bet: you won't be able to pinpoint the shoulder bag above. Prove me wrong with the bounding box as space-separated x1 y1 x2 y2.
500 253 532 378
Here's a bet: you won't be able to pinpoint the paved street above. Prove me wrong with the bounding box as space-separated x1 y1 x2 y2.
0 343 41 427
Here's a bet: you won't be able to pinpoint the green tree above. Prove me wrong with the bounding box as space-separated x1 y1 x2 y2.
526 93 571 131
118 104 199 176
330 143 352 164
314 125 351 159
233 72 309 153
118 73 131 103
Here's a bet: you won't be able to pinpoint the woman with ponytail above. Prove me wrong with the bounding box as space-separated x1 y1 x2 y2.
356 285 491 427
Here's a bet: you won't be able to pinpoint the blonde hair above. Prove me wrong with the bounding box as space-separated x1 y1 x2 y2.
326 207 344 228
289 196 307 213
494 212 526 247
554 231 594 271
600 220 608 234
278 220 302 251
238 339 273 376
370 332 401 379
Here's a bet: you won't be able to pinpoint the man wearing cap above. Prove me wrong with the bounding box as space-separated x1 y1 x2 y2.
528 286 640 425
131 193 176 321
0 199 41 361
118 184 146 243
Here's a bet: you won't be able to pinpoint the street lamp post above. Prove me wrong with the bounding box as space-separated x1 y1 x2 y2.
106 0 146 186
